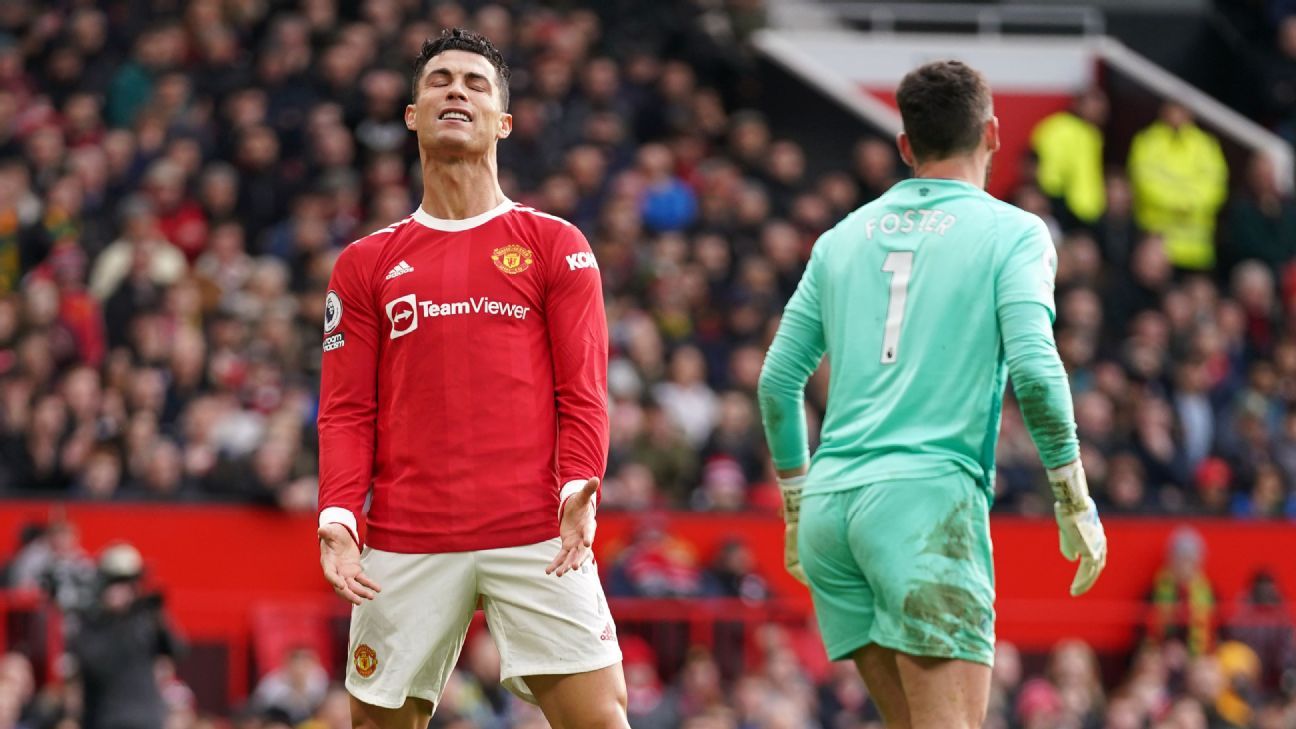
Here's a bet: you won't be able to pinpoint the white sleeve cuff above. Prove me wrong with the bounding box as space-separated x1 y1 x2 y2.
559 479 596 518
1046 460 1090 507
319 507 359 545
776 475 807 490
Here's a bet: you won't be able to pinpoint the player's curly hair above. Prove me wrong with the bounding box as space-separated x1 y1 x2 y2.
896 60 992 162
412 28 511 109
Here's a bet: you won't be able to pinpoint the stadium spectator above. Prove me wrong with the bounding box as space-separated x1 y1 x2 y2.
68 542 184 729
1128 101 1229 271
984 642 1023 729
3 517 93 606
693 455 748 511
297 687 352 729
607 514 703 598
1030 86 1109 226
699 539 768 602
654 344 719 449
630 399 701 506
444 631 516 729
250 646 330 725
852 137 901 203
1225 152 1296 276
1094 172 1143 269
88 197 187 302
617 637 670 729
1217 640 1265 726
0 651 42 729
657 648 727 724
1225 571 1296 693
1146 527 1217 657
1264 14 1296 141
1046 639 1105 726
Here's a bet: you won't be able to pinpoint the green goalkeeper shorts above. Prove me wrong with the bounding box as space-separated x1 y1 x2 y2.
798 470 996 666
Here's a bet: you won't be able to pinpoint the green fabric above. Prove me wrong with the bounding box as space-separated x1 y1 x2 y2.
107 63 154 128
1225 199 1296 271
758 177 1070 497
1031 110 1106 223
0 209 19 295
798 472 995 665
1127 121 1228 270
1001 301 1079 469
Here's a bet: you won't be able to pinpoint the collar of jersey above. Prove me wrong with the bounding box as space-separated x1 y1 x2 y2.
411 198 514 232
898 177 979 190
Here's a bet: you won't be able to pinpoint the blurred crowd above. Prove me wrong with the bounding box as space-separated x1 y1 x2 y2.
3 0 1296 726
1004 86 1296 519
0 0 1294 520
6 591 1295 729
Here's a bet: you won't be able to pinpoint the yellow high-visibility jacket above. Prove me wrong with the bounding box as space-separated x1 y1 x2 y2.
1031 110 1106 223
1127 121 1229 270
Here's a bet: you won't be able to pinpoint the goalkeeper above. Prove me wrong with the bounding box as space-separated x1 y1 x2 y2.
757 60 1107 729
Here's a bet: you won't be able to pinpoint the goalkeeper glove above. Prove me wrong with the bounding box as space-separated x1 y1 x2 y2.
779 475 809 585
1048 460 1108 596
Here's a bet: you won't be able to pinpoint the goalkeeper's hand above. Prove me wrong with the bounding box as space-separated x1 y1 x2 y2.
1048 460 1108 596
779 475 808 585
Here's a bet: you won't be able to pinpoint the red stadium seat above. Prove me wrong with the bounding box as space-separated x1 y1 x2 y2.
249 600 335 680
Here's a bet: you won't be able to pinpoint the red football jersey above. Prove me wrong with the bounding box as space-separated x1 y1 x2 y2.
317 200 609 553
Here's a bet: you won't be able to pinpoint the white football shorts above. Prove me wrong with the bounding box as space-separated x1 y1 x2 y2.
343 537 622 710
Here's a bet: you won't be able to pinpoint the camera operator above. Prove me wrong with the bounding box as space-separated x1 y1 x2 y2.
66 543 184 729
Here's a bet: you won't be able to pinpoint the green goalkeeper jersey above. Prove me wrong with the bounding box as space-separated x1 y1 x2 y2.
758 177 1071 495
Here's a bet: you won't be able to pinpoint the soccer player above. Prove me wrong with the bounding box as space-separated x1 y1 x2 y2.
757 60 1108 729
316 29 627 729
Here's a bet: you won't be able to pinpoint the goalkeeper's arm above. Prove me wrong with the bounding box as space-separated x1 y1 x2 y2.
758 243 828 587
1001 301 1107 596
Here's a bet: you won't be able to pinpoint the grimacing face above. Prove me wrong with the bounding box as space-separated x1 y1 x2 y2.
406 50 512 157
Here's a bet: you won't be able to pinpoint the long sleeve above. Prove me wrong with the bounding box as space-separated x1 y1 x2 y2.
995 216 1078 469
317 244 381 541
546 226 609 493
759 239 827 472
1000 301 1079 469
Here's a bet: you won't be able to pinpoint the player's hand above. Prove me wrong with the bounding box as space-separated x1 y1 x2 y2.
1055 498 1107 595
779 476 809 586
1047 461 1107 596
547 477 599 578
318 523 381 605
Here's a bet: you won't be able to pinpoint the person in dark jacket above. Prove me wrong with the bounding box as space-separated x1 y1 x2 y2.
67 543 183 729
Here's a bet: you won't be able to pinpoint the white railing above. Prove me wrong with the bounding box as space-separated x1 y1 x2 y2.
1095 36 1295 194
769 1 1106 35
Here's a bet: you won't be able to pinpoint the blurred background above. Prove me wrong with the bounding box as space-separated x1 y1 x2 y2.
1 0 1295 727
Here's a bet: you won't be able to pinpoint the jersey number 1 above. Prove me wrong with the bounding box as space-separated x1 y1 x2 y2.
881 251 914 364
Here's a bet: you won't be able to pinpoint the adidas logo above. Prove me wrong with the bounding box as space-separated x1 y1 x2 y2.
599 622 617 642
385 260 414 280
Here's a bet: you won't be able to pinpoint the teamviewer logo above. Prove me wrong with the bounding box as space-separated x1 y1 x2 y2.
386 294 418 339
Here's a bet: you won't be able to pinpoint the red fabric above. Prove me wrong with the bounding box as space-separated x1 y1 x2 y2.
157 201 209 262
317 204 609 553
59 291 105 368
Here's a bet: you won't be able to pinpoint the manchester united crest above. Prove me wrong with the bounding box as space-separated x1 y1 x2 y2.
492 244 533 275
353 644 377 678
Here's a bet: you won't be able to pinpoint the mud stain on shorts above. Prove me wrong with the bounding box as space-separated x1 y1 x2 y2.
921 496 976 561
901 580 989 651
